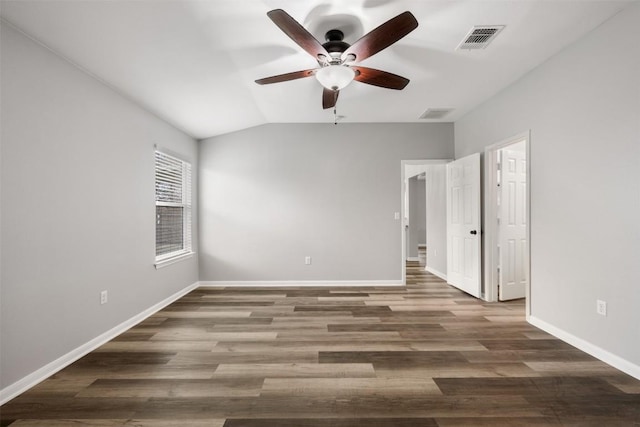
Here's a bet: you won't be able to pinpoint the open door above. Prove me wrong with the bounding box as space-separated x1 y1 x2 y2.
498 145 528 300
446 153 481 298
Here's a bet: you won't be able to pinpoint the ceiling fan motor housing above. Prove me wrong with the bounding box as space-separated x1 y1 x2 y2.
323 29 350 57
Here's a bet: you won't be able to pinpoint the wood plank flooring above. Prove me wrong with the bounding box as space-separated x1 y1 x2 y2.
2 258 639 426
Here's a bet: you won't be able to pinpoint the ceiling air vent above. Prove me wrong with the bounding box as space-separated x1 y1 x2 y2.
419 108 453 120
457 26 505 50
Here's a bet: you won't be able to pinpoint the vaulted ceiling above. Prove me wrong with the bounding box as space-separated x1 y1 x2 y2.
1 0 633 139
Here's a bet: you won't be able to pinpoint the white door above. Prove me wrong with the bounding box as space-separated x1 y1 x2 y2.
498 146 528 300
446 153 481 298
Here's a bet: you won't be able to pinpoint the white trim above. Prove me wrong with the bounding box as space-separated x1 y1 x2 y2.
199 280 403 288
0 282 199 405
154 251 195 269
528 315 640 381
406 257 421 262
424 266 447 281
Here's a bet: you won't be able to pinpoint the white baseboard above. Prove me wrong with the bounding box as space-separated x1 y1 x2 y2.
406 257 421 262
528 315 640 381
424 265 447 281
198 280 403 288
0 282 199 405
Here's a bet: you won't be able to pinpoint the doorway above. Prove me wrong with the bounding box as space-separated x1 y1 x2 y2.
406 174 426 263
484 132 531 314
400 160 450 285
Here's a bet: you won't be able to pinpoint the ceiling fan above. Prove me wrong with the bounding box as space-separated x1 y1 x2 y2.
255 9 419 109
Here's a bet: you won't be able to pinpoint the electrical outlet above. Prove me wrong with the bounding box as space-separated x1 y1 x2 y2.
596 299 607 316
100 290 108 305
305 256 312 265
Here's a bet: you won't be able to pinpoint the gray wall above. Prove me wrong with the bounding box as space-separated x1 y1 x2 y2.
425 164 447 278
199 123 453 282
407 176 426 258
455 3 640 368
0 24 199 389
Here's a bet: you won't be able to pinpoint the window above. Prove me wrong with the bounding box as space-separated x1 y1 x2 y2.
155 150 192 267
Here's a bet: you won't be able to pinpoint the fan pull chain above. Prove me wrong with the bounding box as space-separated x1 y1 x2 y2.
334 106 337 125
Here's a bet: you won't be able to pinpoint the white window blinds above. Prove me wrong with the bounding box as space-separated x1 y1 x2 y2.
155 150 192 261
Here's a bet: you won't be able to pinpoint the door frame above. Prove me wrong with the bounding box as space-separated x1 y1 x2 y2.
483 131 531 316
400 159 451 285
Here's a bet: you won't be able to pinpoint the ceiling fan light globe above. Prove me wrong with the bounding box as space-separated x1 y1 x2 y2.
315 65 355 91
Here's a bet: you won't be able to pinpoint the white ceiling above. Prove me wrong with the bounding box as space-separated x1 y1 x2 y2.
1 0 634 139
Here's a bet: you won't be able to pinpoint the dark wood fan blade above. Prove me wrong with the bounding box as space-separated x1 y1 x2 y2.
322 88 339 109
255 69 317 85
352 66 409 90
267 9 330 62
342 11 418 63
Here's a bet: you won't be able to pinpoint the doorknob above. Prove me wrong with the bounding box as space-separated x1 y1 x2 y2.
470 230 478 235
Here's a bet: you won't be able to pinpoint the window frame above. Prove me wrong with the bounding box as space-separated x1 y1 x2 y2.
154 149 194 269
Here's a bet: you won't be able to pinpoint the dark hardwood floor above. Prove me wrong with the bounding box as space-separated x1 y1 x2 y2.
2 256 639 426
